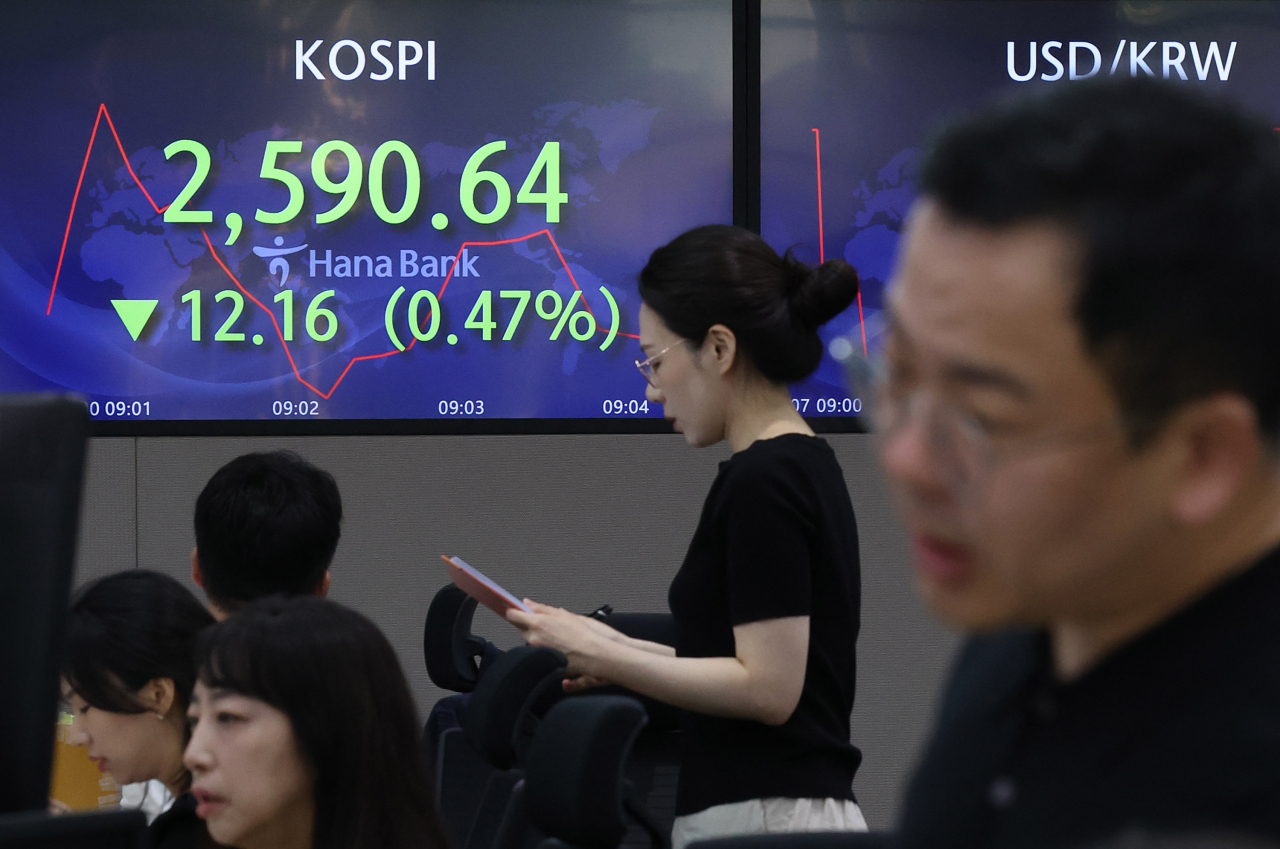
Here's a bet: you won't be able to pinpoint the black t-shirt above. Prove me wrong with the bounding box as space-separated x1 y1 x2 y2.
668 434 862 817
149 793 215 849
896 545 1280 849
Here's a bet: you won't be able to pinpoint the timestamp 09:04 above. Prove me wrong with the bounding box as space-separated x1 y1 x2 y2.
602 399 650 415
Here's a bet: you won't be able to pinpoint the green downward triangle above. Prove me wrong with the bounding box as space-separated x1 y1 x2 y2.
111 299 158 342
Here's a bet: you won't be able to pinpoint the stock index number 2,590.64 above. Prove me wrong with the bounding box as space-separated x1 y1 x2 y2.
161 138 569 231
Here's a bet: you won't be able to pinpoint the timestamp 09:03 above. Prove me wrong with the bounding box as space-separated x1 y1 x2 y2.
439 400 484 416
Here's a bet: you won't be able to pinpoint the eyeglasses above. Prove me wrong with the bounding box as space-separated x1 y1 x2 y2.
844 353 1123 493
635 340 687 388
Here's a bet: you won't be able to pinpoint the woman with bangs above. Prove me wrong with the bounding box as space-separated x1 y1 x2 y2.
184 596 449 849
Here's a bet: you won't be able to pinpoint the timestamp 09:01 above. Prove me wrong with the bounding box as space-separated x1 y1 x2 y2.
89 401 150 417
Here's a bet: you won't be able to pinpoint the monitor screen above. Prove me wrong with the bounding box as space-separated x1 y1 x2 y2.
761 0 1277 420
0 1 733 432
0 397 88 815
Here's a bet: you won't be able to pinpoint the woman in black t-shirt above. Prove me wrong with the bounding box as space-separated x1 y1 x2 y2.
509 225 865 849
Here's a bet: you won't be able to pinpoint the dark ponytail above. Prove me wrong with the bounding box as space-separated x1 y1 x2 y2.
63 570 215 714
638 225 859 383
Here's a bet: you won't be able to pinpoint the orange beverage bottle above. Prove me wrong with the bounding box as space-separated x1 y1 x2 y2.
49 711 120 811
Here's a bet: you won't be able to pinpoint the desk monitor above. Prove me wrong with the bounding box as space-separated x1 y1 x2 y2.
0 1 734 434
0 809 145 849
0 396 90 815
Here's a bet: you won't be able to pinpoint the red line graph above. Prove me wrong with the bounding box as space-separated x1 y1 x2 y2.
49 104 170 314
49 103 639 401
812 127 867 356
202 229 637 400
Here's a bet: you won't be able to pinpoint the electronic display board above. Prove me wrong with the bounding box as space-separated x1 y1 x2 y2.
0 1 733 432
762 0 1279 420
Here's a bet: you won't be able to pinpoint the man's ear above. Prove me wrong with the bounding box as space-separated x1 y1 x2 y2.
704 324 738 376
190 548 203 588
315 570 331 599
1168 394 1262 526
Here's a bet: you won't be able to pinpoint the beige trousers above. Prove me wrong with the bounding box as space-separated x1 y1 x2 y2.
671 797 868 849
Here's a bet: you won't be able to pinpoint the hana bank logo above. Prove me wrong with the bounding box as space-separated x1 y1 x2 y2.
254 237 308 288
1007 40 1236 82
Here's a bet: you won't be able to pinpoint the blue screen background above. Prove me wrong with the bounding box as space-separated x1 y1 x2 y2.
0 1 733 425
762 0 1280 415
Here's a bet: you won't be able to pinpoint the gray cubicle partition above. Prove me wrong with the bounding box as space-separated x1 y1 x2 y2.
74 433 956 829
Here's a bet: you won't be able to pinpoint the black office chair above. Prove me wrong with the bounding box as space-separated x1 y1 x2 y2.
587 613 680 734
443 645 568 849
571 611 680 845
465 645 567 771
686 834 892 849
525 695 668 849
423 586 680 846
423 583 507 822
0 809 146 849
424 584 494 694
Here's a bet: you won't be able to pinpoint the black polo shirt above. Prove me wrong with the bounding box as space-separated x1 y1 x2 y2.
897 545 1280 849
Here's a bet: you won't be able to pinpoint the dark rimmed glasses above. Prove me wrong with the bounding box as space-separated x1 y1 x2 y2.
843 351 1123 493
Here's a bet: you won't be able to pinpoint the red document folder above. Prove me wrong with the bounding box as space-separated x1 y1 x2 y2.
442 555 532 618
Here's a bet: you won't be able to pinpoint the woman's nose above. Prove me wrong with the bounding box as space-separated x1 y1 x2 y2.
183 723 213 774
645 382 663 404
67 722 89 748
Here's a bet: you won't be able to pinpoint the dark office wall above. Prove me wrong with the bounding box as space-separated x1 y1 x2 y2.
74 434 956 828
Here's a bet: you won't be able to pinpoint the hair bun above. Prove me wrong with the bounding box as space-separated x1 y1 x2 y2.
785 253 860 330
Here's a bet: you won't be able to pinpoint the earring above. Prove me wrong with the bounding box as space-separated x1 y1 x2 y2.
156 713 165 720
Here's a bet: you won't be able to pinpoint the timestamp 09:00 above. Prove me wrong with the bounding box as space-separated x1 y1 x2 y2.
792 398 863 414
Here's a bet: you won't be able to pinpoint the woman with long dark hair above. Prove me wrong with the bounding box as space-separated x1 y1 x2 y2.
62 570 217 849
184 596 449 849
510 224 865 848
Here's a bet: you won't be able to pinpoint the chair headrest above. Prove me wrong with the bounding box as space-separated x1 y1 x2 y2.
424 584 488 692
525 696 648 849
465 645 567 770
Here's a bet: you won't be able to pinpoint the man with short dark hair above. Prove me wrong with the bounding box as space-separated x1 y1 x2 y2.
878 79 1280 847
192 450 342 618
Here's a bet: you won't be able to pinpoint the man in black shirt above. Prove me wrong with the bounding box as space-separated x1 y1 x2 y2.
876 79 1280 847
191 451 342 618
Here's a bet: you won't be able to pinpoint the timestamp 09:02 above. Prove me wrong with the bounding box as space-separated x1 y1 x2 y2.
273 401 320 416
